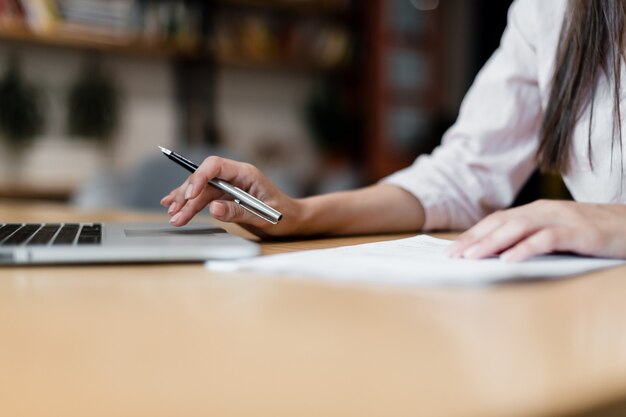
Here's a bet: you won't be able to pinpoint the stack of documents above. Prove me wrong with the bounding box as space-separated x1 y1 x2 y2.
206 235 626 287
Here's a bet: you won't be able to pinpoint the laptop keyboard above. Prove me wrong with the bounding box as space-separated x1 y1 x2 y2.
0 223 102 246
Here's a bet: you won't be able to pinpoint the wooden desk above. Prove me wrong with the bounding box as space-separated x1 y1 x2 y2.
1 203 626 417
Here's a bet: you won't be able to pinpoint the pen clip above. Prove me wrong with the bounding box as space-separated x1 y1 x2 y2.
234 199 278 225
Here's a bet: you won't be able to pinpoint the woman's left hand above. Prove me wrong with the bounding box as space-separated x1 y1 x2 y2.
447 200 626 262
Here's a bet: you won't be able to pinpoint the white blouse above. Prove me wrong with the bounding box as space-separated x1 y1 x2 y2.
384 0 625 230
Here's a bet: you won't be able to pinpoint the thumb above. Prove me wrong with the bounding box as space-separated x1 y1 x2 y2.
209 200 267 227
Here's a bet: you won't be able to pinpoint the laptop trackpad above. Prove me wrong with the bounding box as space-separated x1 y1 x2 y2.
124 227 226 237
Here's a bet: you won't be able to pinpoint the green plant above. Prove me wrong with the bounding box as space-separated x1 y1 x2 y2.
0 58 45 148
67 60 119 142
304 78 362 154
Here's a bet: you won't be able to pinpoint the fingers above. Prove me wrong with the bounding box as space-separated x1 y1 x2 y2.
501 228 566 262
447 201 567 261
161 156 279 228
458 217 539 259
160 188 179 208
169 186 225 226
185 157 259 202
208 200 273 229
162 178 227 227
160 195 172 207
161 157 244 213
448 222 562 262
161 179 189 216
447 211 507 258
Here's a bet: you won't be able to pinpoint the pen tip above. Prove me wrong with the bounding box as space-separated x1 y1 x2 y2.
158 146 171 155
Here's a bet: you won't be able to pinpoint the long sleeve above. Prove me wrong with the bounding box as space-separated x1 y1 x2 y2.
383 0 546 230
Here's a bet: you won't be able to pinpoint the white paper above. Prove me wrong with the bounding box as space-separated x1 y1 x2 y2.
206 235 626 287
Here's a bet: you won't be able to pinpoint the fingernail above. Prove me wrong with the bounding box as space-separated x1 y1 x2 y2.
185 184 194 200
210 202 226 218
463 244 482 259
501 250 519 263
446 243 459 256
170 212 182 224
168 202 178 215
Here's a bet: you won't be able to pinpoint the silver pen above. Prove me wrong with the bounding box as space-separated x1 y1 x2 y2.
159 146 282 224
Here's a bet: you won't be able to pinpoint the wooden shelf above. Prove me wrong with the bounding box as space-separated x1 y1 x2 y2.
214 53 347 73
0 24 347 72
218 0 350 19
0 24 205 59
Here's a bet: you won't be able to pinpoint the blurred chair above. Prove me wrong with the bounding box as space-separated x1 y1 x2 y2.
73 146 237 211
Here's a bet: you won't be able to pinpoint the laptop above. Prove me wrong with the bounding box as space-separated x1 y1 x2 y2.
0 221 259 265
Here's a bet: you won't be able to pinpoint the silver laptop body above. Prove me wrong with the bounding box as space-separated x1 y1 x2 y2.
0 222 259 265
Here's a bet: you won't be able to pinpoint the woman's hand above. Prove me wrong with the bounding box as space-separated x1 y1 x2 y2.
447 200 626 261
160 156 305 238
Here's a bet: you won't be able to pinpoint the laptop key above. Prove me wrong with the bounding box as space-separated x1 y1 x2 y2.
77 235 101 245
77 224 102 245
27 224 61 246
3 224 42 245
0 224 23 244
79 224 102 235
52 224 80 245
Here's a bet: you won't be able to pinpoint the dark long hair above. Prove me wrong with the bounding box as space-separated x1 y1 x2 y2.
538 0 626 173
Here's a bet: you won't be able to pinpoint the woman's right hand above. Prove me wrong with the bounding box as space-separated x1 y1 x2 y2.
160 156 306 238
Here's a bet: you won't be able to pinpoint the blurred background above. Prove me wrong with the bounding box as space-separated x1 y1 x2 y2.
0 0 567 211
